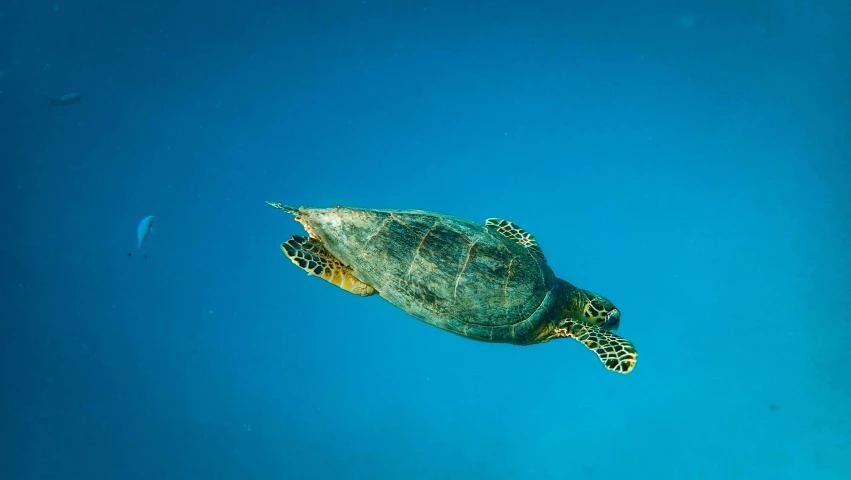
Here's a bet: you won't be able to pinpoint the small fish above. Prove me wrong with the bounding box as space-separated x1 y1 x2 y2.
49 92 84 110
128 215 154 258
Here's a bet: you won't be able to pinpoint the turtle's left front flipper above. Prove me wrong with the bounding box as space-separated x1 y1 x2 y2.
558 321 638 374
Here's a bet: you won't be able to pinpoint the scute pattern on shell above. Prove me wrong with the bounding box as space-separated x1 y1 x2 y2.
297 207 556 342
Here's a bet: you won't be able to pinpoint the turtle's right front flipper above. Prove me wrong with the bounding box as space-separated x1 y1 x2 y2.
282 235 376 297
555 320 638 374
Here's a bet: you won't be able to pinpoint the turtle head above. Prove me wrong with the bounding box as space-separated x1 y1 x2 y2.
579 290 621 331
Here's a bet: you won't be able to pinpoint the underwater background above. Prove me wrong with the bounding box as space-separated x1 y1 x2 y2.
2 0 850 479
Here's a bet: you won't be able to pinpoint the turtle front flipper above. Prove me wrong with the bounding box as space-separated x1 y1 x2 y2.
556 320 637 374
282 235 376 296
485 218 546 263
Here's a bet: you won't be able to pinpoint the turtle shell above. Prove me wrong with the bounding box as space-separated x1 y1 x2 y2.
296 206 558 343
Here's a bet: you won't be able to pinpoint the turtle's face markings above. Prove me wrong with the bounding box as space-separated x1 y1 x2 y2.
581 290 621 331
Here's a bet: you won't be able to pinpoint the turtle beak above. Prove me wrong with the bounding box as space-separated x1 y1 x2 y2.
605 310 621 330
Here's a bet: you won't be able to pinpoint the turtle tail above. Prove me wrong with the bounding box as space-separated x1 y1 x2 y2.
265 201 298 215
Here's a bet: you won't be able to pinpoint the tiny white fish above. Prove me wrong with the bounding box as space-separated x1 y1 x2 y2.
129 215 155 258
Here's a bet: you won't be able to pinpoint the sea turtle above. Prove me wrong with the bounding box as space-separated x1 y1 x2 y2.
267 202 637 374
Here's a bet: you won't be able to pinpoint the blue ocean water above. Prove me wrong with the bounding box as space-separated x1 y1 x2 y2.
2 1 849 478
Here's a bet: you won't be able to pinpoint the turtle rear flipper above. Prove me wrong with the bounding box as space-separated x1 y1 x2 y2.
266 201 299 215
282 235 376 296
560 320 637 374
